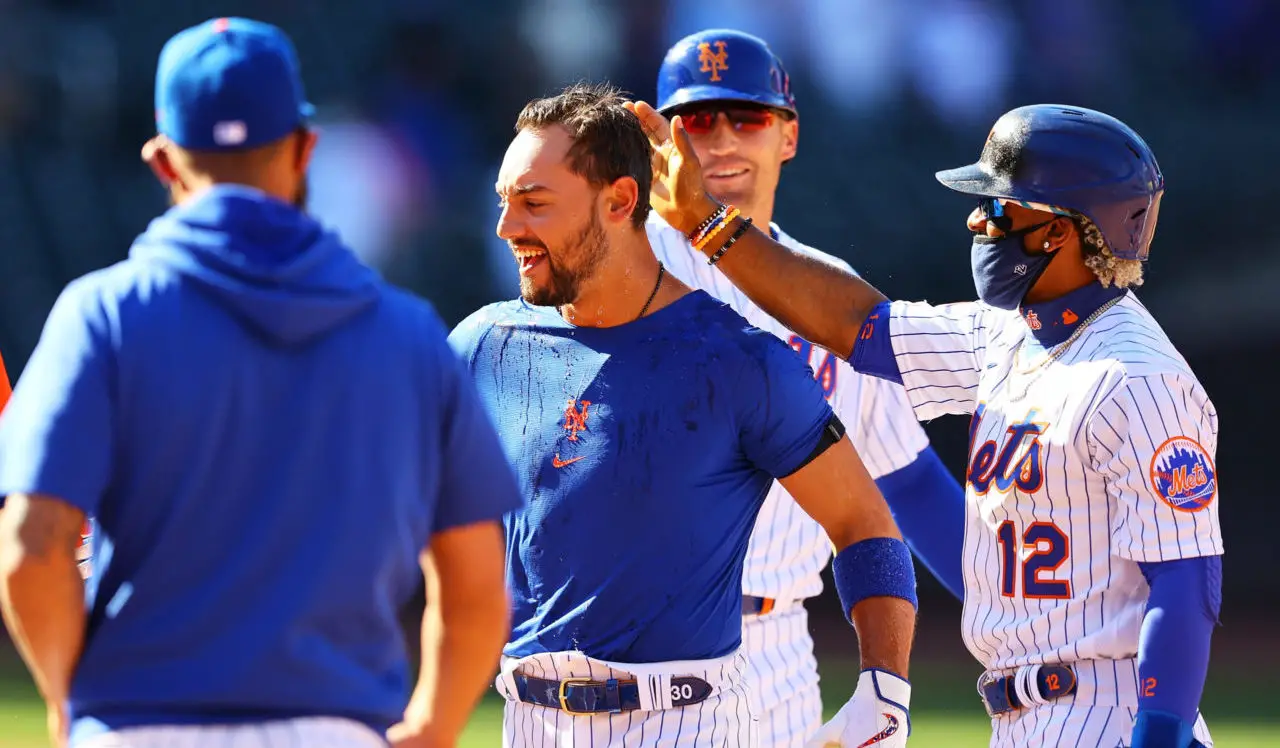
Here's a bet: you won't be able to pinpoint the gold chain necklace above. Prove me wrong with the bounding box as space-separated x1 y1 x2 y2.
1006 295 1125 401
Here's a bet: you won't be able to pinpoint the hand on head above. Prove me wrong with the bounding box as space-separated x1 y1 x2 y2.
624 100 716 235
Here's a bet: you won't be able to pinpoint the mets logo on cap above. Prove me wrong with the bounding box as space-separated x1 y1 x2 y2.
698 40 729 82
1149 436 1217 512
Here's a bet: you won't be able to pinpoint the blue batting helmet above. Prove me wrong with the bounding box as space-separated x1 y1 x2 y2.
936 105 1165 262
656 29 795 116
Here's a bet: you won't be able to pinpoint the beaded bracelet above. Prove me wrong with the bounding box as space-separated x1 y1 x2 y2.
690 203 738 247
687 203 728 245
690 208 732 248
694 206 741 252
708 216 753 265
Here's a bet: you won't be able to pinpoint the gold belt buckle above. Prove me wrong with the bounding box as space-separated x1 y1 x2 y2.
557 677 597 714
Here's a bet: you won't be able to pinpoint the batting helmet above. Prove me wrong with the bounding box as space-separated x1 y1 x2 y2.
936 105 1165 262
656 29 795 116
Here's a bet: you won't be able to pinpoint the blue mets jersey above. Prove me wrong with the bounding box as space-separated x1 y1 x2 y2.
0 186 522 739
449 290 834 663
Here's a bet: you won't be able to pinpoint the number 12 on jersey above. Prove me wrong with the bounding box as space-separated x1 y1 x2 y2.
996 521 1071 599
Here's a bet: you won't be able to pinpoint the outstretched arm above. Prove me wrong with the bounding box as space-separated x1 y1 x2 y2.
626 100 887 360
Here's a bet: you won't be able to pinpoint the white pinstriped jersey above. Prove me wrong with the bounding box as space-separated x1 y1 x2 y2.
647 215 929 602
881 293 1223 671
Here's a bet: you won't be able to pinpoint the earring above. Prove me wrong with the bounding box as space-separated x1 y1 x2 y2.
1043 241 1050 249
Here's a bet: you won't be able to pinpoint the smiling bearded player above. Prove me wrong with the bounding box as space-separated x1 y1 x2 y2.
449 82 919 748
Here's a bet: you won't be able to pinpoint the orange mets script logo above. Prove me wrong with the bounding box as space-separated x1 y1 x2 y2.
967 403 1046 495
563 399 591 442
698 41 729 82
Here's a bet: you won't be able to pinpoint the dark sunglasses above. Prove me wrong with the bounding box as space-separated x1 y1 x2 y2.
979 196 1074 232
674 105 776 135
977 197 1014 231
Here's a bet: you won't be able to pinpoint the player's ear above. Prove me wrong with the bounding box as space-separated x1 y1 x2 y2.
603 176 640 226
294 127 319 175
1044 215 1073 253
141 136 180 187
780 113 798 162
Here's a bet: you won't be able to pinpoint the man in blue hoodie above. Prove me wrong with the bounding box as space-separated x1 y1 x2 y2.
0 17 521 748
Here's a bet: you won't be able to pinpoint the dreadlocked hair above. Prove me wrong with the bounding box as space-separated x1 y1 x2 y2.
1075 214 1144 289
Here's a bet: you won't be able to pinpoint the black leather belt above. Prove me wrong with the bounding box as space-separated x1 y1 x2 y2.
977 664 1077 716
515 673 712 714
742 595 777 615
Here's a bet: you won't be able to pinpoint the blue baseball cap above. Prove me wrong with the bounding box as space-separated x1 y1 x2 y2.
155 17 314 151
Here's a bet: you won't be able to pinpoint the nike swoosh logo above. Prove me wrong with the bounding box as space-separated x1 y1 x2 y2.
552 454 585 468
856 713 901 747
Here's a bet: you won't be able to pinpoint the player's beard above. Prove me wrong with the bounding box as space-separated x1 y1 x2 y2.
520 209 609 307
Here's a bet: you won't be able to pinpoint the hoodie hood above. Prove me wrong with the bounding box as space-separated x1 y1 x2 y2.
130 185 380 346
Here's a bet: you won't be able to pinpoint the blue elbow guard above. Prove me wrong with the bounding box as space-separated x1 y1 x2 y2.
832 537 918 624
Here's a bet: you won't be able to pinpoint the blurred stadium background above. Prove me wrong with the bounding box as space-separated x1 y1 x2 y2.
1 0 1278 745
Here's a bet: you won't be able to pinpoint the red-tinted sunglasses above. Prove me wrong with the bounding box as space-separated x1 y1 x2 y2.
675 105 776 135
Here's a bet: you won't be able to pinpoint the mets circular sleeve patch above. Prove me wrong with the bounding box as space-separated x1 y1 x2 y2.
1149 436 1217 512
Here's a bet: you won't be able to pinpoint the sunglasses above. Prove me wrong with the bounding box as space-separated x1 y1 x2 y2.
978 197 1073 232
675 105 776 135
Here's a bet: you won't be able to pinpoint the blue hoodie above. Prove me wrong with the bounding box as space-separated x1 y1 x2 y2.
0 186 522 741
